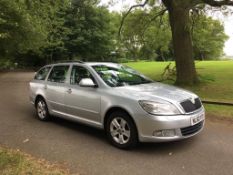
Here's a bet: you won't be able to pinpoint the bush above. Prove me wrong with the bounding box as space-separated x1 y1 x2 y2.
0 59 16 70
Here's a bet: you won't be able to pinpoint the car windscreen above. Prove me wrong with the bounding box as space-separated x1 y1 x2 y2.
92 64 153 87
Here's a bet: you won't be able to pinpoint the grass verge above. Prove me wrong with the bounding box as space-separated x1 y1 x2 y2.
204 104 233 120
0 146 69 175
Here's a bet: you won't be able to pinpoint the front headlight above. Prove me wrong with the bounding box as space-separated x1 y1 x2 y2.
139 100 180 115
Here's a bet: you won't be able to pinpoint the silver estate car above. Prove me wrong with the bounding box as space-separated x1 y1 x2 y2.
29 61 205 149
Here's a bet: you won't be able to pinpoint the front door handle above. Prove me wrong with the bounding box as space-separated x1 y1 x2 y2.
44 85 47 90
67 88 72 94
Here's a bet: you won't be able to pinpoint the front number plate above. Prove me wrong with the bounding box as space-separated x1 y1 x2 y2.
191 113 204 125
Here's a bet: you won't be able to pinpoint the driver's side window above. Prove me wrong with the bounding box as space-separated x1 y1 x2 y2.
70 66 95 85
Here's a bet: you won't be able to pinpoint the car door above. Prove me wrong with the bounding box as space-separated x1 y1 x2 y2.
46 65 70 113
64 65 101 123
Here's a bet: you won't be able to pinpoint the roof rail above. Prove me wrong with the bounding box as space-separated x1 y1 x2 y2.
52 60 85 64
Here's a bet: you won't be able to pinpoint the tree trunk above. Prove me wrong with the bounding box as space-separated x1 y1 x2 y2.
168 6 198 85
201 52 204 61
160 49 166 62
50 52 53 63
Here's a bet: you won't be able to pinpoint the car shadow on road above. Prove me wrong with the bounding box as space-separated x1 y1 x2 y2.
38 114 201 154
49 116 107 142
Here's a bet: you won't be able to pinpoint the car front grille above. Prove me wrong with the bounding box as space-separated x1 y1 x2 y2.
180 98 202 113
181 121 203 136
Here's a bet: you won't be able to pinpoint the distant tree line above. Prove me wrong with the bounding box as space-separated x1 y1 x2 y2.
0 0 228 69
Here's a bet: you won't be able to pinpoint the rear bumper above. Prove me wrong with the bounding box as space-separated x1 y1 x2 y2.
136 107 205 142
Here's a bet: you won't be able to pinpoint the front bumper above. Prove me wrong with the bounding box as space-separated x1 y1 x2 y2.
136 107 205 142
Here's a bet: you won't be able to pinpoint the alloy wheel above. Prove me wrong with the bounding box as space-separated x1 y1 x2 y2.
110 117 131 144
37 100 47 120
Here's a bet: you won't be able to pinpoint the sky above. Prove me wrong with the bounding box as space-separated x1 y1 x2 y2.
100 0 233 56
217 14 233 56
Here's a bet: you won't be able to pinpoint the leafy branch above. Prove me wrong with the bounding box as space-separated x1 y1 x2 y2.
118 0 149 38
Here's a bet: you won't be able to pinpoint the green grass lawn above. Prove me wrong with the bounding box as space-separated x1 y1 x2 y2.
126 60 233 118
0 146 69 175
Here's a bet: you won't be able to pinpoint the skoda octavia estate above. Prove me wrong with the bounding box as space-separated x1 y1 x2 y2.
29 61 205 149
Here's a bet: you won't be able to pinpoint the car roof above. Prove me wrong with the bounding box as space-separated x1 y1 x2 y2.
45 62 120 67
86 62 120 67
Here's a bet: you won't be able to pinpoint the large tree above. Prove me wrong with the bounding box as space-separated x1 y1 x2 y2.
192 14 228 60
121 9 171 61
63 0 115 61
0 0 48 59
120 0 233 85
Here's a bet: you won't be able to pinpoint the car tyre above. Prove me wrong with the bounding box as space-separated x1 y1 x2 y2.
106 110 138 149
36 98 50 121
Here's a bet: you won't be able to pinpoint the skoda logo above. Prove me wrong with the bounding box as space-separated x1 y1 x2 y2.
190 97 195 104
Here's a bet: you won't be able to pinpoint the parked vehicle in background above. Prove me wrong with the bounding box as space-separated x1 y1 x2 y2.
29 61 205 149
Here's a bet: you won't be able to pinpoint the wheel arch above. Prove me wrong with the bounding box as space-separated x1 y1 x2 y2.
34 94 46 107
103 106 138 132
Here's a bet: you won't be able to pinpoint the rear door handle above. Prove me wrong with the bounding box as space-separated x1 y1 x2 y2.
44 85 47 90
67 88 72 94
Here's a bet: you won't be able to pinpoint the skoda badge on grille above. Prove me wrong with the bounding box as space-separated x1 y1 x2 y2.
190 97 195 104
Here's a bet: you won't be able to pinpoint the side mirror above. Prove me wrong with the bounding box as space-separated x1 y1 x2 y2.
79 78 97 88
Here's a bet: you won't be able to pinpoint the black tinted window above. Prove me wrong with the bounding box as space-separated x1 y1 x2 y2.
70 66 94 85
48 65 69 83
35 67 51 80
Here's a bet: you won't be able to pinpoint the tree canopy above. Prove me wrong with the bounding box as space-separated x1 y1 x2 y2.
120 8 228 61
0 0 116 66
0 0 230 77
192 15 229 60
0 0 48 58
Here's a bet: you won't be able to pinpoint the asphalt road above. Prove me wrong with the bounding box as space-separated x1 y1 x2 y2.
0 72 233 175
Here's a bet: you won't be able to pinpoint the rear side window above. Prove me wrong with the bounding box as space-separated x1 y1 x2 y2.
48 65 69 83
35 67 51 80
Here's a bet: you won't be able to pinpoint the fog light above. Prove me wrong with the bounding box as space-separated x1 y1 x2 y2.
153 129 176 137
